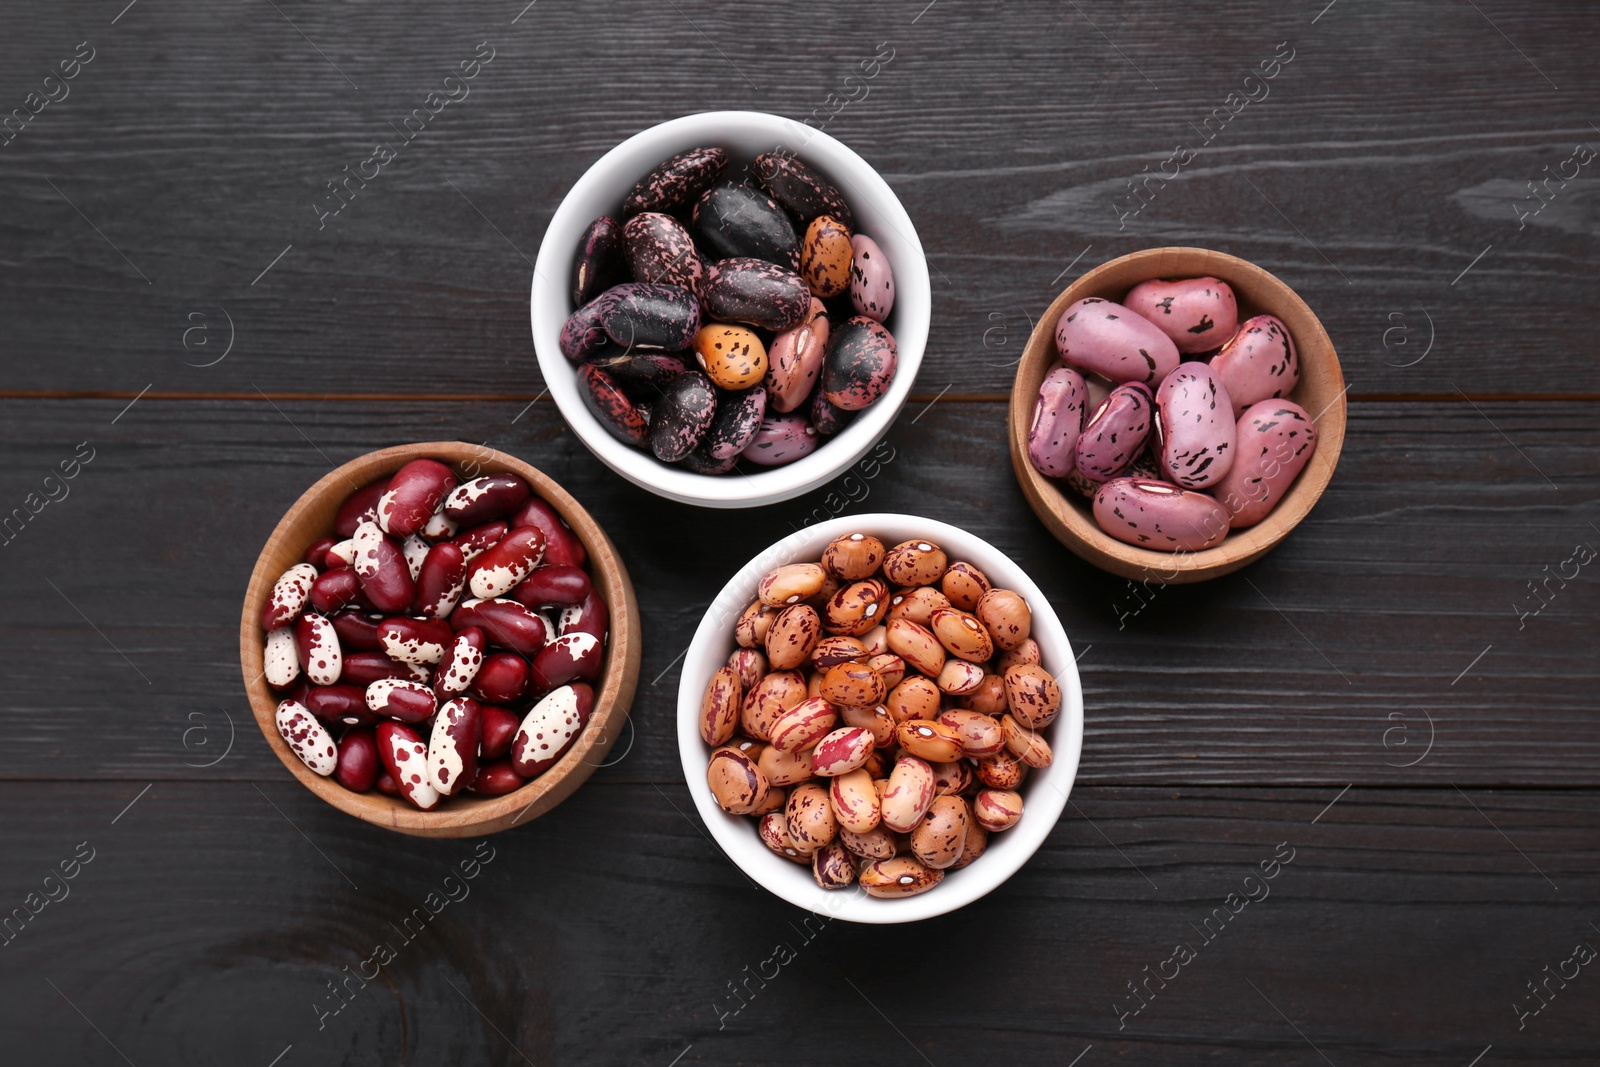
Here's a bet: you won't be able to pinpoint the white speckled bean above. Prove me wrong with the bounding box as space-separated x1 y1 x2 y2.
276 699 337 775
427 697 480 796
262 563 317 631
264 627 300 688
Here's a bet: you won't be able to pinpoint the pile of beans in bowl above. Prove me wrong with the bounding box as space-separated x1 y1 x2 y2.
699 533 1064 898
562 147 899 474
1027 276 1318 551
261 459 608 810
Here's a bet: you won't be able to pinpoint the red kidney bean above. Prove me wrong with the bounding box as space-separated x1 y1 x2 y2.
365 678 438 723
467 525 548 599
303 537 337 569
512 683 594 777
375 721 440 810
451 598 548 656
275 700 337 775
470 651 531 703
510 498 587 569
262 563 317 631
278 676 312 705
375 770 400 796
377 616 454 665
377 459 457 537
304 683 370 724
333 480 388 538
414 542 468 618
335 728 380 792
352 521 416 613
511 564 592 609
443 474 530 526
479 705 520 760
559 588 609 642
530 632 602 691
427 697 481 796
434 627 487 697
329 611 385 651
341 651 427 687
293 614 342 686
470 760 527 795
309 567 368 614
451 520 509 562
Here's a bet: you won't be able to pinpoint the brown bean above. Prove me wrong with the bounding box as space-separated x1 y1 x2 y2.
960 673 1009 716
765 604 822 670
937 709 1006 758
886 618 946 677
883 539 948 587
948 818 989 869
936 659 985 695
757 562 827 607
821 533 885 580
930 759 974 796
940 562 991 611
894 719 964 763
818 661 886 707
928 607 994 663
759 810 809 863
996 637 1042 673
866 653 905 691
752 785 787 815
728 647 767 692
811 726 876 776
885 586 951 627
699 666 741 746
840 825 898 860
707 746 772 814
859 625 889 656
976 588 1032 651
735 599 776 648
769 696 838 753
811 635 868 670
759 741 816 787
977 750 1028 790
1004 664 1062 729
974 788 1024 831
812 839 856 889
785 782 838 852
911 795 970 869
881 756 937 832
824 578 890 637
838 702 896 748
827 768 881 833
1001 715 1054 768
859 856 944 898
741 669 806 741
886 676 942 724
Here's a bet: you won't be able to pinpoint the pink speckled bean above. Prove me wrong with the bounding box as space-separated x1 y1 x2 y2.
1155 361 1236 489
1092 477 1231 553
1026 364 1089 478
1210 314 1300 418
1212 399 1318 528
1124 276 1239 354
1075 381 1154 483
848 235 894 323
1054 297 1180 386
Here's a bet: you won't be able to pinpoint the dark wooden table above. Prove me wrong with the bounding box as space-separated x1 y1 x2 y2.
3 1 1596 1063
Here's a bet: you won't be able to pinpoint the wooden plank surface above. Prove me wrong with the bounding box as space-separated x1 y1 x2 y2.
1 0 1597 1063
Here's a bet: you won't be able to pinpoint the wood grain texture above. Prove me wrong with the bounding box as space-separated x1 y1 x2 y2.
0 397 1593 787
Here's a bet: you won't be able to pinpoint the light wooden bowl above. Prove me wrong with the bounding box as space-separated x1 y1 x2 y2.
1008 247 1346 583
240 442 641 837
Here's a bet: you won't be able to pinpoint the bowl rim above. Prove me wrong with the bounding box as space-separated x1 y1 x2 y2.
1008 246 1347 583
240 441 642 838
675 512 1085 924
530 109 931 509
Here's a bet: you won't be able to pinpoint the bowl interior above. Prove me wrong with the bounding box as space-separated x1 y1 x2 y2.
676 513 1084 923
532 110 931 508
1009 247 1346 583
241 442 641 838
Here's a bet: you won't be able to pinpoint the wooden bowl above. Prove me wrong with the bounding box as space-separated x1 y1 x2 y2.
239 442 642 837
1008 247 1346 583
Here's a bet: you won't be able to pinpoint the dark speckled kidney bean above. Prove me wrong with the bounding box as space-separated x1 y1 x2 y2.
601 282 700 351
572 215 627 306
649 369 718 462
623 146 728 216
742 413 819 466
809 382 852 435
680 448 739 475
1210 314 1300 418
578 364 651 447
1092 477 1231 552
822 315 898 411
1212 399 1317 528
691 183 799 269
1156 361 1236 489
583 349 689 395
753 152 853 229
1025 364 1088 478
559 290 618 363
701 258 811 332
702 386 768 460
623 212 703 291
1075 381 1154 482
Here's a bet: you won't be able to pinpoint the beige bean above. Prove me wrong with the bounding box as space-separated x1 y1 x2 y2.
759 743 815 787
769 696 838 754
883 539 948 587
929 759 974 796
886 618 946 677
812 839 856 889
974 788 1023 831
976 588 1032 651
859 624 889 656
859 856 944 898
887 675 942 724
940 561 991 611
828 768 881 832
758 562 827 606
948 817 989 869
929 607 994 663
881 755 937 832
937 709 1005 758
785 782 838 851
727 647 767 693
821 532 885 580
838 702 896 748
895 719 965 763
977 750 1028 790
866 652 905 691
1004 663 1062 728
996 637 1042 673
707 746 772 815
759 810 809 862
698 666 742 746
752 785 787 815
936 659 985 695
960 673 1009 716
741 669 806 741
811 726 876 776
885 585 950 627
764 604 822 670
731 736 766 762
911 795 971 869
735 599 777 648
1001 715 1054 768
840 825 898 860
818 661 886 707
824 578 890 636
811 635 868 670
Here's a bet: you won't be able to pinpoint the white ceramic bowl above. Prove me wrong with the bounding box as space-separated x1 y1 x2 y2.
676 514 1085 923
531 111 931 509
